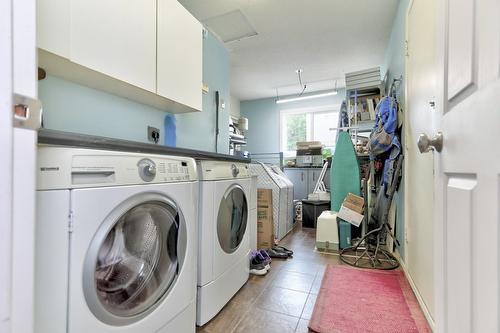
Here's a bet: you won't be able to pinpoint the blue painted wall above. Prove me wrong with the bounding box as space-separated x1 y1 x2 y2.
39 31 230 153
39 76 171 144
176 31 230 154
241 89 346 154
382 0 410 260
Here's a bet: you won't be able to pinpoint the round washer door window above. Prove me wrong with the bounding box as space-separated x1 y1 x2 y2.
83 196 186 326
217 185 248 253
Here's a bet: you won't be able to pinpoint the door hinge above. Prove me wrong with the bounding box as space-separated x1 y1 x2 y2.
405 40 409 57
13 93 42 130
68 211 74 233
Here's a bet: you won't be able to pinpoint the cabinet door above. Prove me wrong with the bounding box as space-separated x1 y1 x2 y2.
70 0 156 92
157 0 202 111
307 169 321 194
37 0 70 58
284 169 308 201
308 169 330 193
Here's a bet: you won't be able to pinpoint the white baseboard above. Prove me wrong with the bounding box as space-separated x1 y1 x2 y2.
394 251 436 332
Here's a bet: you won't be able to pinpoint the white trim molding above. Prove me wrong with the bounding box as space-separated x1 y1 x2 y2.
394 251 436 332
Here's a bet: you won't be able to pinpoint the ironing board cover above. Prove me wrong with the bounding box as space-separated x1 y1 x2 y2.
330 131 361 211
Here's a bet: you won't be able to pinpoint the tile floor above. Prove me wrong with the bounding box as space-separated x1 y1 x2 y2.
197 225 344 333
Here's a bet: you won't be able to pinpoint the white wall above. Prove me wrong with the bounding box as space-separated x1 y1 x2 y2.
403 0 436 324
382 0 435 327
230 95 240 118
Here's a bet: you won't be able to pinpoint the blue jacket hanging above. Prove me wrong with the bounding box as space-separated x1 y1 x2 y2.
367 96 401 186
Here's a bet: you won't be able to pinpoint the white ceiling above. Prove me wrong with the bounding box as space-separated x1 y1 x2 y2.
179 0 400 101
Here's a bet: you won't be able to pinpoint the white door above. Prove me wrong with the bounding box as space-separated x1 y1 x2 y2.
1 0 39 332
431 0 500 332
405 0 436 323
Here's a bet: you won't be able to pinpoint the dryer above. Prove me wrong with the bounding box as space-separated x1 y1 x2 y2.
196 161 252 326
35 146 198 333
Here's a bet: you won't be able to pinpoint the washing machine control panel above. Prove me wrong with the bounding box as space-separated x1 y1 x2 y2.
138 158 157 182
198 161 250 180
37 147 198 190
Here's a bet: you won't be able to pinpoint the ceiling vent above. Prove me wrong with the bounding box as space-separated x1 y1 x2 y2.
202 10 258 43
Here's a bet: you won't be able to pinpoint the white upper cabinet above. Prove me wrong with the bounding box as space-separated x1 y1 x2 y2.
37 0 202 112
70 0 157 92
157 0 202 111
37 0 70 58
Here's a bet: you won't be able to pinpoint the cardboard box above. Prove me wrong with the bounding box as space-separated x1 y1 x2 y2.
257 189 274 249
337 193 365 227
337 205 364 227
342 193 364 214
257 188 272 204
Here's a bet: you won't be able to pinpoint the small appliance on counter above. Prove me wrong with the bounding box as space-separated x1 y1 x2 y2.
296 141 323 167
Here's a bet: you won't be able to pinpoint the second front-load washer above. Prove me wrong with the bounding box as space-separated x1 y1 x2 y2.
196 160 252 326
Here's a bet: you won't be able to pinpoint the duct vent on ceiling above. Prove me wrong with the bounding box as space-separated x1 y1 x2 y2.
203 10 258 43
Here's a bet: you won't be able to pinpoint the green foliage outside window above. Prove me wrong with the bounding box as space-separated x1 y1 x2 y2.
286 113 306 151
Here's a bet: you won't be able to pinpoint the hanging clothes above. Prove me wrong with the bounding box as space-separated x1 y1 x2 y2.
367 96 401 186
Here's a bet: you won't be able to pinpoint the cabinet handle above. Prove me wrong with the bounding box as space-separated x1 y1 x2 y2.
301 172 304 182
313 172 316 181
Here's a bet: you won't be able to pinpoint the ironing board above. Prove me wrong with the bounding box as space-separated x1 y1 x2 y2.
330 131 360 211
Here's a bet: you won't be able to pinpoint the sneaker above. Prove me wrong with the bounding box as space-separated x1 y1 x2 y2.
259 250 272 265
266 248 289 259
250 256 268 275
272 245 293 257
252 251 270 270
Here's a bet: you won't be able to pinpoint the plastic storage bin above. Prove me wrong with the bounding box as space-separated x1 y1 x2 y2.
316 211 339 252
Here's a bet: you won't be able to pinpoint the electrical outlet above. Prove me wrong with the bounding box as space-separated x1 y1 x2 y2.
148 126 160 144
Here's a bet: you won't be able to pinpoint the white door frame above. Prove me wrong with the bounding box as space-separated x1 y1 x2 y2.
2 0 39 332
433 0 446 331
0 0 14 331
403 0 437 328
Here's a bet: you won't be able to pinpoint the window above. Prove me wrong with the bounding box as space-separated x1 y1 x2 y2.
280 106 340 155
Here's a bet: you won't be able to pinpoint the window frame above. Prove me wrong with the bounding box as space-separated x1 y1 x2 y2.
279 104 341 156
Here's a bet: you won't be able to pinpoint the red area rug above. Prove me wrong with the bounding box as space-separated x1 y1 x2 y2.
308 265 431 333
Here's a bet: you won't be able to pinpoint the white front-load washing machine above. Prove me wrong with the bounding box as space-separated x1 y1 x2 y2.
35 146 198 333
196 161 252 326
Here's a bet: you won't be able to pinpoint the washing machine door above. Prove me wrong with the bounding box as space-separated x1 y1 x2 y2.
216 184 248 253
83 195 186 326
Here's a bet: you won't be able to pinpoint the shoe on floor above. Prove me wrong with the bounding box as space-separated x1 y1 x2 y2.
250 257 268 275
252 251 271 270
259 250 272 265
272 245 293 257
266 248 289 259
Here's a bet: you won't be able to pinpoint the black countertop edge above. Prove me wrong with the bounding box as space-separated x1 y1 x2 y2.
38 129 251 163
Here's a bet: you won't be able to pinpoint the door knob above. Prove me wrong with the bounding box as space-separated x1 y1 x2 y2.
418 132 443 153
